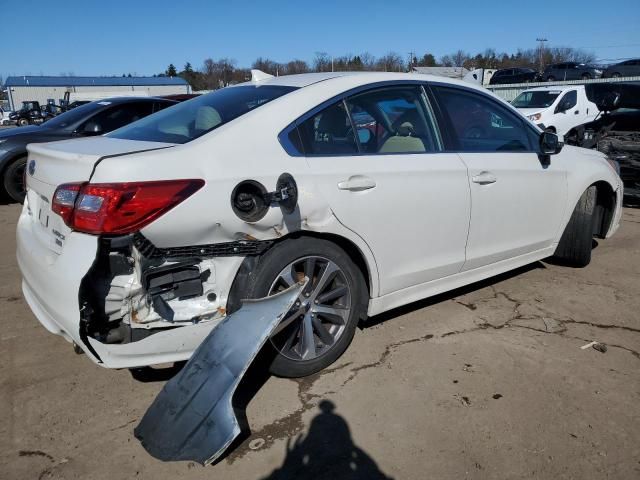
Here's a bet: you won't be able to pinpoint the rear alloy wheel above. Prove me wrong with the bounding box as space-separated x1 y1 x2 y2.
3 156 27 203
268 256 351 363
235 237 367 377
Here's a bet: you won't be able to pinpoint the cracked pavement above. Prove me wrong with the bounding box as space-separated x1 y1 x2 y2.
2 204 639 479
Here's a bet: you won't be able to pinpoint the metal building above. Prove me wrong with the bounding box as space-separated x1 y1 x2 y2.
3 76 191 111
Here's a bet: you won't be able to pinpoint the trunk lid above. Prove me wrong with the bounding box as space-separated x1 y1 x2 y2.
25 137 174 254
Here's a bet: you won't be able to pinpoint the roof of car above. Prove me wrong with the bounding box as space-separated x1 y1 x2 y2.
90 96 176 103
523 85 583 92
240 71 479 90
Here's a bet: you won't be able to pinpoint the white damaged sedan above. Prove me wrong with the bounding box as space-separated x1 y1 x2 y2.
17 71 623 377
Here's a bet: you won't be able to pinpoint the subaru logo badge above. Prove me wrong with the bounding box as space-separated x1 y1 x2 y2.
28 160 36 176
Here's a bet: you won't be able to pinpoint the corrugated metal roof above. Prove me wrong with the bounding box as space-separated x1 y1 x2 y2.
4 75 188 87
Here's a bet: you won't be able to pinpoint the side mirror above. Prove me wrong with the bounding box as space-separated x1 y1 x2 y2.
82 121 103 136
540 131 562 155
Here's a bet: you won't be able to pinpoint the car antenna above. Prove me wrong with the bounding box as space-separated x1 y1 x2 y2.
250 69 274 82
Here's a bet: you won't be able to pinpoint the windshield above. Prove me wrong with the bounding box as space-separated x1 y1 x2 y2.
512 91 562 109
43 101 106 129
108 85 297 144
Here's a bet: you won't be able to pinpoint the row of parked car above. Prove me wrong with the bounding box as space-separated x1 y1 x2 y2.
489 59 640 84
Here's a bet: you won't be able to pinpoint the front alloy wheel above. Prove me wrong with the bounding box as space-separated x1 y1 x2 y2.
268 256 351 361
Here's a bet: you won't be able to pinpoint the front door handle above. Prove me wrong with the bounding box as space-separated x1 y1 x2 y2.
574 110 580 114
337 175 376 191
471 171 497 185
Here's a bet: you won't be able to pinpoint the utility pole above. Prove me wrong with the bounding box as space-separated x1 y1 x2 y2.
536 37 548 70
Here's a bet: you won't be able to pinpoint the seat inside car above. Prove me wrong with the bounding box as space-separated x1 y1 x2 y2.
314 106 357 154
379 109 428 153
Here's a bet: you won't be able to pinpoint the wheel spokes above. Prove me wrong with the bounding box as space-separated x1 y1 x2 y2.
299 314 317 360
314 304 349 325
316 285 348 304
312 317 334 346
312 261 339 299
268 256 351 361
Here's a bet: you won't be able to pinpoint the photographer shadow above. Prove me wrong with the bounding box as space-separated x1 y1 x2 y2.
260 400 393 480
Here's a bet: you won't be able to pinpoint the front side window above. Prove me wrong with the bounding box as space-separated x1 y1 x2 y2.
108 85 297 144
559 90 577 110
434 87 533 152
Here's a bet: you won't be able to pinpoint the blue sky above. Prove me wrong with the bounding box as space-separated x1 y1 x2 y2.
2 0 639 78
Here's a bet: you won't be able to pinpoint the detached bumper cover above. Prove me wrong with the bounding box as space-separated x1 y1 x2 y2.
134 281 304 465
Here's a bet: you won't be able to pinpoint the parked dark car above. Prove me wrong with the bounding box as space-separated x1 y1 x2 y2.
489 68 539 85
0 97 176 202
603 59 640 78
542 62 603 81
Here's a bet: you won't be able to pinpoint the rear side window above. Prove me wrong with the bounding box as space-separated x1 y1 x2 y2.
108 85 297 144
297 101 358 155
345 86 440 153
434 87 533 152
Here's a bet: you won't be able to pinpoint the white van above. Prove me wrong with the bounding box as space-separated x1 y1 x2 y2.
512 86 598 136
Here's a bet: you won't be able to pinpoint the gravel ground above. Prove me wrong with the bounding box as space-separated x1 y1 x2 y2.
1 202 639 480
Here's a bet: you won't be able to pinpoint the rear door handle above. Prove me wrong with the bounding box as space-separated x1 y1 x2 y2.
337 175 376 191
471 171 497 185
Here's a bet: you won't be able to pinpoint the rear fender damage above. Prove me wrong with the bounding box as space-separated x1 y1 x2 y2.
134 281 305 464
78 234 245 366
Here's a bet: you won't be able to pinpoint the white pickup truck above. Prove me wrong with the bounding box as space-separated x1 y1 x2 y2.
512 85 598 136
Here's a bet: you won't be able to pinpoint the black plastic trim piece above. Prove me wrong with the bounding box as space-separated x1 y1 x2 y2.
133 233 273 260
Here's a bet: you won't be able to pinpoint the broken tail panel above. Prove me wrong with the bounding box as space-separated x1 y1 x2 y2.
134 281 305 464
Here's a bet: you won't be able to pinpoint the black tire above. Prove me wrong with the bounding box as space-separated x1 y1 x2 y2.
547 76 555 82
611 72 621 78
581 73 591 80
233 237 367 378
554 186 597 267
17 118 29 127
3 156 27 203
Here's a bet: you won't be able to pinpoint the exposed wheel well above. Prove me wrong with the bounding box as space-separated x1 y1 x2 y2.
591 181 616 238
283 231 372 296
226 231 374 314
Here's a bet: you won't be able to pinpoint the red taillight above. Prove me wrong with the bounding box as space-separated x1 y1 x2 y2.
52 179 204 234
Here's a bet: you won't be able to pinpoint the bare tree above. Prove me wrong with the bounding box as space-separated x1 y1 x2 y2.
252 57 280 75
202 57 237 89
453 50 469 68
376 52 404 72
313 52 331 72
284 59 309 74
